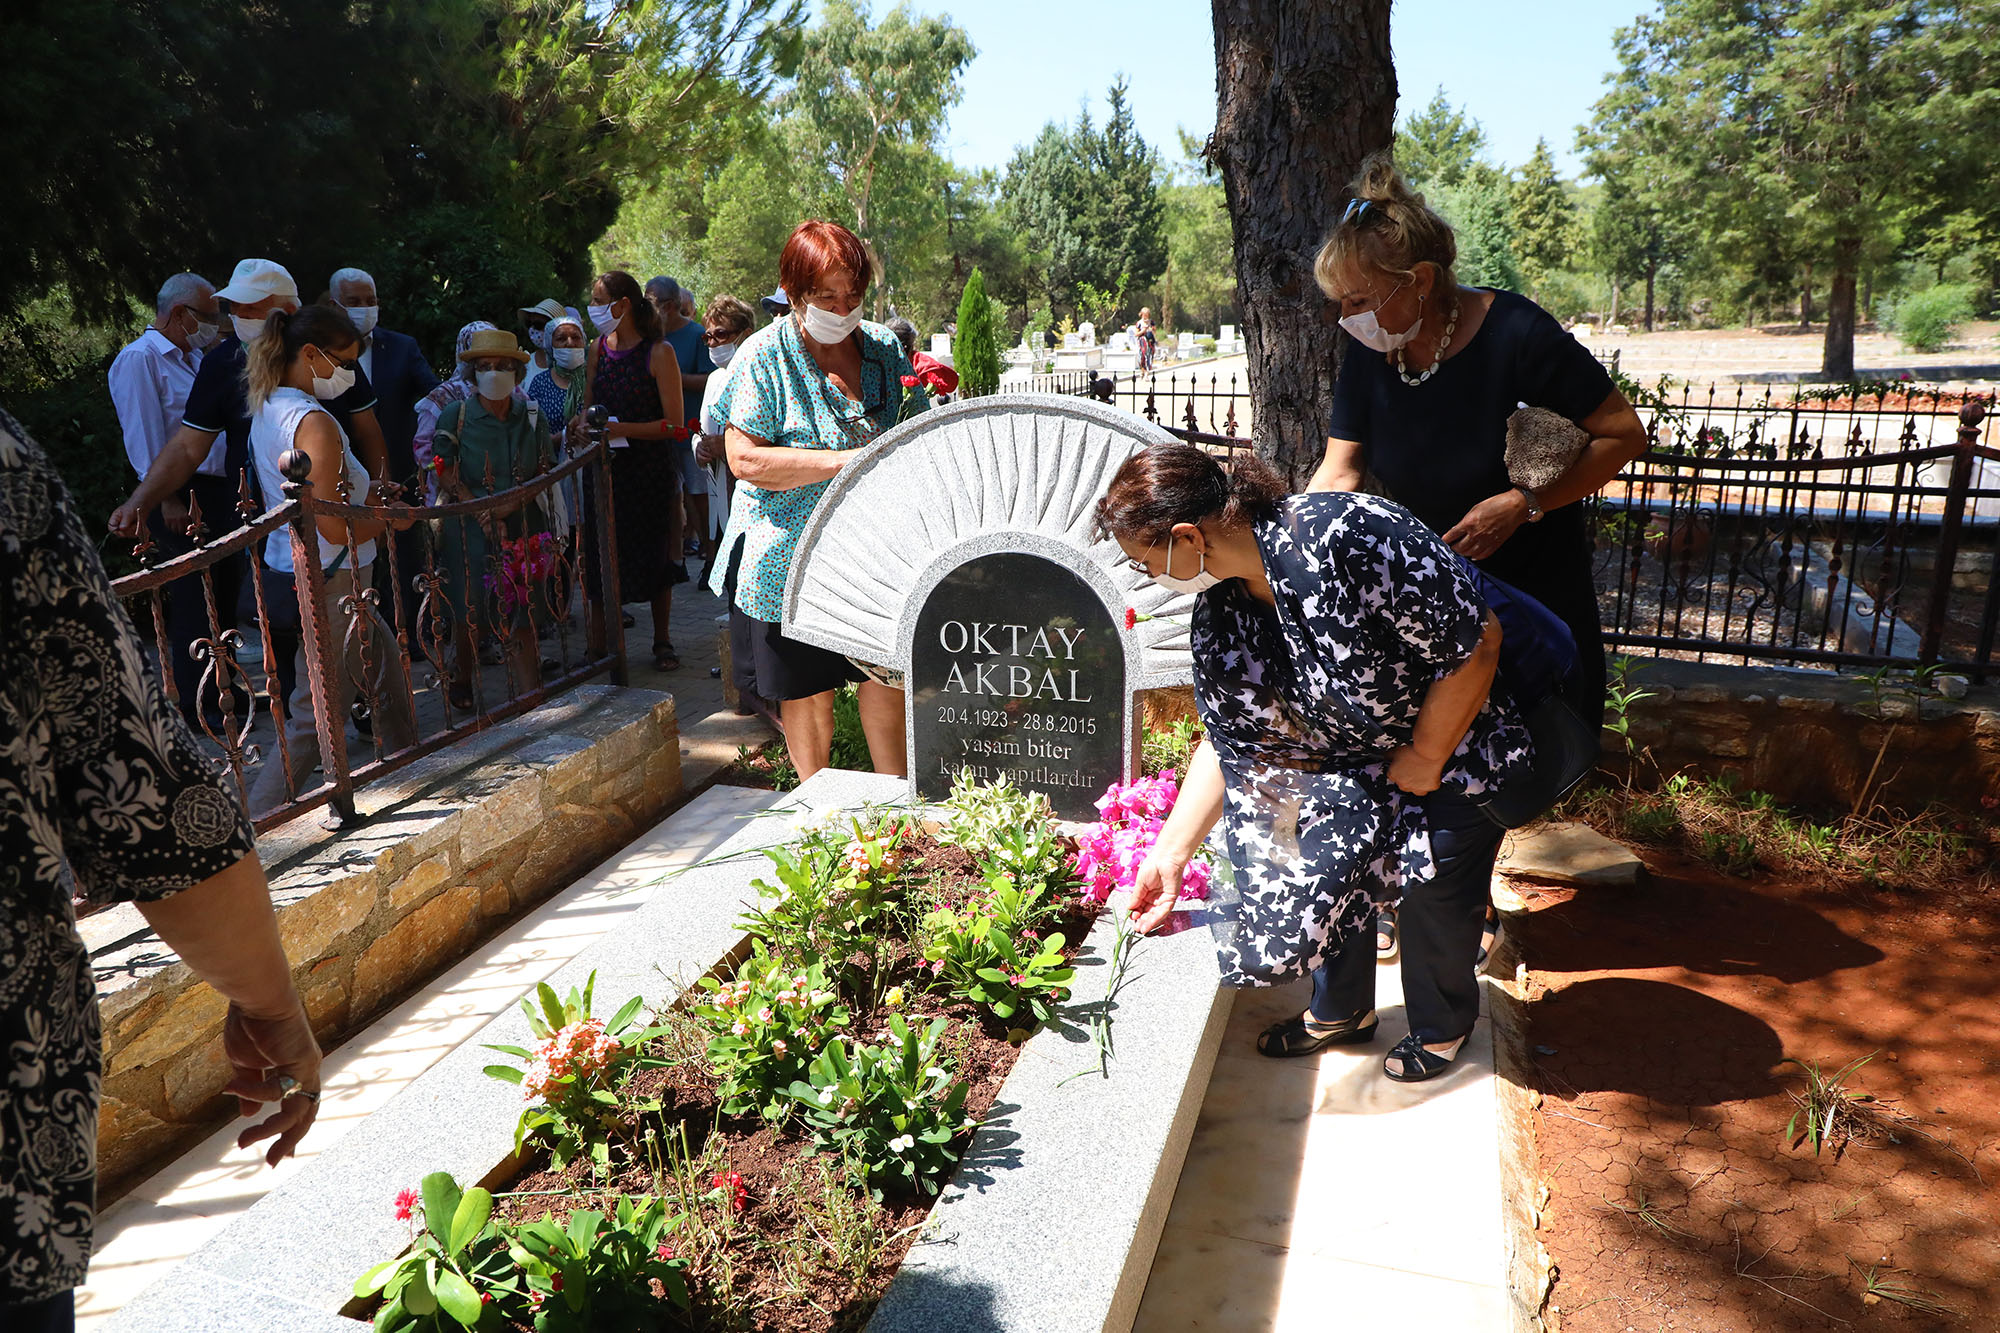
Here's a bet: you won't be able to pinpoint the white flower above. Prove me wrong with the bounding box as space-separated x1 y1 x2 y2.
888 1134 915 1154
817 1088 836 1106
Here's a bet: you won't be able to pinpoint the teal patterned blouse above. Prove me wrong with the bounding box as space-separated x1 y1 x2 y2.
709 316 920 622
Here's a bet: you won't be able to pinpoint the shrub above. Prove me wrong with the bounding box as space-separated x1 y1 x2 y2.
693 947 850 1121
784 1013 974 1198
355 1172 515 1332
1889 284 1974 353
953 268 1001 398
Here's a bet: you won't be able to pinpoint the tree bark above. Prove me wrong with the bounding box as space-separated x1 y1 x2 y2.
1822 235 1860 381
1210 0 1395 486
1608 278 1620 327
1799 262 1814 330
1643 263 1656 332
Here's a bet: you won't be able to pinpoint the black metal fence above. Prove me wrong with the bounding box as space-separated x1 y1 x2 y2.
113 420 627 833
1002 366 1256 456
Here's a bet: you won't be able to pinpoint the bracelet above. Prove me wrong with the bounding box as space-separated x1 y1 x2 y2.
1514 484 1544 522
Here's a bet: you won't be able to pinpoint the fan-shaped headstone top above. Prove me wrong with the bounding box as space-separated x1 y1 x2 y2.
781 396 1198 810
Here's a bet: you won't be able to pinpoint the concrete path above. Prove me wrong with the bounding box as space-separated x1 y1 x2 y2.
1132 966 1510 1331
75 784 784 1328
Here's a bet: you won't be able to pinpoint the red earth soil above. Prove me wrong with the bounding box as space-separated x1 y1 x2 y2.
1512 853 2000 1331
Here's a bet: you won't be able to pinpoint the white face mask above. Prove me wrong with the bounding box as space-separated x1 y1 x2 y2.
1337 279 1421 353
1149 533 1221 595
588 302 620 333
709 341 736 368
801 301 863 343
231 312 271 343
309 350 356 401
343 304 379 337
186 315 220 350
475 368 515 399
552 346 585 369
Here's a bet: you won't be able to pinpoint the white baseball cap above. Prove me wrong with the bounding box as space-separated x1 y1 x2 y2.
215 258 299 304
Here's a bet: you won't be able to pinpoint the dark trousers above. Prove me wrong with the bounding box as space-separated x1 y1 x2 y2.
3 1291 75 1332
144 474 248 727
370 524 430 644
1309 790 1504 1043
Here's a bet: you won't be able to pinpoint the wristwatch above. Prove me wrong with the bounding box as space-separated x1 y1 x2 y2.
1514 484 1544 522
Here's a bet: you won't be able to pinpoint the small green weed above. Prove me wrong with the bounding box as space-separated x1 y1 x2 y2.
1781 1053 1882 1157
1856 1262 1959 1316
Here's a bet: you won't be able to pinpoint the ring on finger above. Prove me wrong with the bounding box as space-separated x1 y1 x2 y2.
274 1074 321 1104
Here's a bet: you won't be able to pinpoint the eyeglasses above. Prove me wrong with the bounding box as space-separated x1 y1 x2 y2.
1122 536 1162 576
1341 197 1373 225
314 347 361 373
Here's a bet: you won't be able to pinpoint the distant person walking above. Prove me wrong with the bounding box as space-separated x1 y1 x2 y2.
646 275 716 569
1134 306 1157 373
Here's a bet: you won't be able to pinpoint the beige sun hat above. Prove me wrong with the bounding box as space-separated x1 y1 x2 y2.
518 298 567 323
457 329 530 364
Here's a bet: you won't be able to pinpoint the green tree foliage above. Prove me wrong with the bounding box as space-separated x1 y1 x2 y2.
1582 0 2000 378
1152 131 1237 335
1509 139 1583 294
1434 166 1523 292
953 268 1001 398
1001 80 1167 321
1394 88 1488 190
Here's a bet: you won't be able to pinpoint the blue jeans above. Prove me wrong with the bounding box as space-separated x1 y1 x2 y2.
1308 790 1502 1043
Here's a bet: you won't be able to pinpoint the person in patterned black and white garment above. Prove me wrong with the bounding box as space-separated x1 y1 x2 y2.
1097 444 1534 1084
0 407 322 1333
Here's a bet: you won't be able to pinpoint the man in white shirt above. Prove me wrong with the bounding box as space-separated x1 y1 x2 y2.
106 272 244 729
108 273 222 486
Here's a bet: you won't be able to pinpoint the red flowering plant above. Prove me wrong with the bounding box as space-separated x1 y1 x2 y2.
504 1193 690 1330
482 972 671 1171
355 1171 517 1331
483 531 558 622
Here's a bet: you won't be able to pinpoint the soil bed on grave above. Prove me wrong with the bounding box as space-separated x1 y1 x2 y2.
1508 842 2000 1331
486 830 1103 1333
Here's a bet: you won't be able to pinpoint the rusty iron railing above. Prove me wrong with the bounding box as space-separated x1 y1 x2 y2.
113 412 626 833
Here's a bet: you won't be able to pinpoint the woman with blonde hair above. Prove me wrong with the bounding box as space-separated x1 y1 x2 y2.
244 303 419 812
1311 151 1648 961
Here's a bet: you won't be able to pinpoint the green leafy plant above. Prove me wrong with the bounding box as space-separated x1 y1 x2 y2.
692 946 850 1121
355 1173 515 1332
1142 714 1203 777
920 866 1074 1030
1697 829 1758 877
738 814 912 1003
1888 283 1973 353
504 1195 690 1330
1602 654 1656 781
1782 1052 1879 1156
482 974 670 1171
1855 1262 1960 1315
953 267 1001 397
784 1013 974 1198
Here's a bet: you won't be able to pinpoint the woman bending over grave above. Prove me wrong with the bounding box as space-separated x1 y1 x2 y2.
706 219 921 781
1098 443 1538 1084
1309 150 1647 963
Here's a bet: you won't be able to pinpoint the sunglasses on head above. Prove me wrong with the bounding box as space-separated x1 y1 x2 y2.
1342 198 1374 225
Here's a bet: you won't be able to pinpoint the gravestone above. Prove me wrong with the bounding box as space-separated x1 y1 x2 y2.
781 397 1195 816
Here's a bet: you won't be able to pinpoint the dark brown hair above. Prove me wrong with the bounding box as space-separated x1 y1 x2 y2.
1095 444 1288 543
595 270 660 342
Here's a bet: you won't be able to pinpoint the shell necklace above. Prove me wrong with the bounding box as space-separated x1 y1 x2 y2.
1394 295 1461 386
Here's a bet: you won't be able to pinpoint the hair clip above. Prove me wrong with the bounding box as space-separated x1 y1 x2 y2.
1342 198 1373 225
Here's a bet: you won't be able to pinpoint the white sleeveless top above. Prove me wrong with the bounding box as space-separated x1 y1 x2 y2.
252 387 376 574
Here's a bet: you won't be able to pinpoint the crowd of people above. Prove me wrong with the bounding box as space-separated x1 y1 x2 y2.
7 157 1656 1329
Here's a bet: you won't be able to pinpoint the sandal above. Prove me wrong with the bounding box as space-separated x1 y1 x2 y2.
652 640 681 671
446 680 476 711
1476 905 1501 971
1383 1031 1468 1083
1256 1009 1378 1059
1376 906 1400 964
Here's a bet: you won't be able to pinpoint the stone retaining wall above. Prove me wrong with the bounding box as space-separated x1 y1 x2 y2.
87 685 683 1197
1609 657 1998 812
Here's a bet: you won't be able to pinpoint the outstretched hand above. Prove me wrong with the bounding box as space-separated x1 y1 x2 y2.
1126 849 1188 934
222 1000 323 1167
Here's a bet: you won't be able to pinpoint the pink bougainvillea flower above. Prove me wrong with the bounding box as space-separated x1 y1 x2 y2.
393 1187 419 1222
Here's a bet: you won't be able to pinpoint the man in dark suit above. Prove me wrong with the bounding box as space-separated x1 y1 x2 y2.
331 266 439 638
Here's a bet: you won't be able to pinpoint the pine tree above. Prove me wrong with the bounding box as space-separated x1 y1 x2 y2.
1509 139 1581 293
954 268 1000 398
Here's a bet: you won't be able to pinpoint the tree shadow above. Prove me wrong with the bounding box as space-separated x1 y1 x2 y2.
948 1102 1023 1191
1522 977 1785 1105
1516 872 1882 983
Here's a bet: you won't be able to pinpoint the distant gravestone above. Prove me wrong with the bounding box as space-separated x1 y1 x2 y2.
782 397 1195 816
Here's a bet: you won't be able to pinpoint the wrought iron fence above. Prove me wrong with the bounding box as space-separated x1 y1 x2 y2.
113 416 627 834
1006 366 1255 455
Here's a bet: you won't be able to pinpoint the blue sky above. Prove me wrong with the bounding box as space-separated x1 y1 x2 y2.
929 0 1650 179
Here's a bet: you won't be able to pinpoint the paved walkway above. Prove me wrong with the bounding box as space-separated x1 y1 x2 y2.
1132 968 1509 1331
76 785 785 1328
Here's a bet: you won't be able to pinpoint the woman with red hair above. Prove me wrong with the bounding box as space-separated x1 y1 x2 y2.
707 219 921 780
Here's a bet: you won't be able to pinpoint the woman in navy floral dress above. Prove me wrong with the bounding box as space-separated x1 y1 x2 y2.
1100 444 1532 1083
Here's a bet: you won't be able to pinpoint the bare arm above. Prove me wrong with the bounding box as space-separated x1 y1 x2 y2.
1129 736 1224 933
135 852 322 1164
1307 436 1365 493
724 423 859 490
1387 612 1503 796
347 407 389 482
1442 388 1650 560
110 424 221 536
297 414 392 546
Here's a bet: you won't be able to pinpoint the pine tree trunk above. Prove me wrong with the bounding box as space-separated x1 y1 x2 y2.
1210 0 1394 486
1800 262 1814 330
1608 278 1621 327
1643 263 1656 332
1823 236 1860 381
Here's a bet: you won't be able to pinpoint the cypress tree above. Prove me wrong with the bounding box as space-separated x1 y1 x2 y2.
954 267 1001 397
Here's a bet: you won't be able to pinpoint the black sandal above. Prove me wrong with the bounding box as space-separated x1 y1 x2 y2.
652 640 681 671
1257 1009 1378 1058
1475 905 1501 971
1383 1031 1468 1083
1377 906 1400 964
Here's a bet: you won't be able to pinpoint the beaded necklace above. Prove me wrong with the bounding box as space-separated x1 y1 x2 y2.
1393 294 1461 386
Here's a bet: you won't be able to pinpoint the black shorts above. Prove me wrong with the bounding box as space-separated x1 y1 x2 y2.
722 543 864 702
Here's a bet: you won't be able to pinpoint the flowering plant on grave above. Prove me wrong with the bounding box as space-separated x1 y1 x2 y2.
504 1194 690 1330
483 531 558 621
692 945 850 1122
783 1013 974 1199
738 813 913 1001
355 1171 516 1331
1072 772 1213 905
919 865 1074 1030
482 972 669 1170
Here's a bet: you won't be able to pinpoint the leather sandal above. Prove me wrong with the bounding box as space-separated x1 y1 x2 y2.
1476 905 1502 971
1257 1009 1378 1058
1383 1031 1468 1083
1377 906 1400 964
652 640 680 671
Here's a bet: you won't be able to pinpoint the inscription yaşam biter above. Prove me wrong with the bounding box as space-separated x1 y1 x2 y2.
911 552 1124 819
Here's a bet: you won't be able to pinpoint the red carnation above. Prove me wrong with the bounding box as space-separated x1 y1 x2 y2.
1124 607 1137 630
393 1187 419 1222
901 374 919 387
